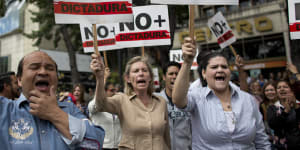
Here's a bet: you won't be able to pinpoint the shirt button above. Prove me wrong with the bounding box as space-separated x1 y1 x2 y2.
41 130 46 134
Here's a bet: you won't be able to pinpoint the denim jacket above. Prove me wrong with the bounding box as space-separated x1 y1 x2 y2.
0 94 105 150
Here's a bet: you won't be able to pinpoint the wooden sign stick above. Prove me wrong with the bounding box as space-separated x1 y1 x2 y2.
141 47 145 57
92 24 100 56
103 51 108 67
189 5 195 39
229 45 238 58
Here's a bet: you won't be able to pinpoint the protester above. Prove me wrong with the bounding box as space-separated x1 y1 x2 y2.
156 61 192 150
90 54 171 150
267 80 300 149
89 68 121 150
0 51 105 149
172 37 270 149
73 84 89 117
0 71 20 99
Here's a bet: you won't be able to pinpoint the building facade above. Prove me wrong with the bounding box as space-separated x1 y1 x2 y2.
173 0 290 77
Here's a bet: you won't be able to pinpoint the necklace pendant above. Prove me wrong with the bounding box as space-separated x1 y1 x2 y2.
227 105 231 109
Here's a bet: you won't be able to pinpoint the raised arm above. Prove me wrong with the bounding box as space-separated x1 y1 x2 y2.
90 53 106 111
172 37 197 108
287 62 300 80
235 55 248 92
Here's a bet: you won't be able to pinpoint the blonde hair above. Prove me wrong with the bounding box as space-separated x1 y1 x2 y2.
124 56 154 96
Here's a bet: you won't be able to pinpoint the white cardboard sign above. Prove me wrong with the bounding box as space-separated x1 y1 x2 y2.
80 5 171 52
151 0 238 5
208 12 236 49
115 5 171 48
170 49 198 70
80 24 120 53
288 0 300 39
54 0 133 24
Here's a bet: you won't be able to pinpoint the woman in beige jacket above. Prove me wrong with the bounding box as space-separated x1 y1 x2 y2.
90 54 171 150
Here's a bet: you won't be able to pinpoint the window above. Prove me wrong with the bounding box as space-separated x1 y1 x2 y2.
240 0 252 8
204 7 214 18
0 56 8 73
216 6 226 14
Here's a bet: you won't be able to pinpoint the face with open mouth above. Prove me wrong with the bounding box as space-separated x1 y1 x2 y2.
18 52 58 98
127 61 152 92
202 56 230 93
276 81 292 100
73 86 81 100
164 66 179 92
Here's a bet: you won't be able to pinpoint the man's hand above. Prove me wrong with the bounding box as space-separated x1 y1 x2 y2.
287 62 298 74
182 37 196 65
90 53 105 81
28 86 61 121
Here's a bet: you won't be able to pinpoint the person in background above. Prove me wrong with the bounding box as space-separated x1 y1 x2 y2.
267 80 300 149
172 37 270 149
0 71 20 100
90 54 171 150
73 84 89 117
0 51 104 149
249 80 263 106
156 61 192 150
89 80 121 150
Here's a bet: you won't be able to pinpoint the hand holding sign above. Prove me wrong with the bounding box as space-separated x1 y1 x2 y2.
182 37 197 65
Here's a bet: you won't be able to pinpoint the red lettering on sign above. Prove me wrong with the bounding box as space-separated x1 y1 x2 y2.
217 30 234 44
115 30 170 41
54 1 132 15
289 22 300 32
83 38 116 47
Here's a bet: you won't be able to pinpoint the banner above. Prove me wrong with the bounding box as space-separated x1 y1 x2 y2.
170 49 198 70
288 0 300 39
54 0 133 24
208 12 236 49
80 5 171 52
151 0 238 5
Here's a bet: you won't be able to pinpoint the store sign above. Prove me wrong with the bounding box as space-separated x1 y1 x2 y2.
54 0 133 24
80 5 170 52
208 12 236 49
288 0 300 39
151 0 238 5
170 49 198 70
178 16 273 44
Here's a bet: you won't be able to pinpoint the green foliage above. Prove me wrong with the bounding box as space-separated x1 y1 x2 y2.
25 0 82 51
0 0 6 17
107 72 121 84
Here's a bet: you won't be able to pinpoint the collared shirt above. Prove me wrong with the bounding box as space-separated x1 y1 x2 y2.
88 99 121 149
155 90 192 150
0 94 105 150
94 92 171 150
183 84 271 150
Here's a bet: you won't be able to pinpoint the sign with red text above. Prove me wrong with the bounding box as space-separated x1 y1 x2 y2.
170 49 198 70
80 5 170 52
208 12 236 49
288 0 300 39
151 0 238 5
80 24 120 52
115 5 170 48
54 0 133 24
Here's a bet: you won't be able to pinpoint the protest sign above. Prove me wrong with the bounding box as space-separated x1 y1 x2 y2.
80 24 120 52
170 49 198 70
115 5 171 48
80 5 170 52
151 0 238 5
54 0 133 24
288 0 300 39
208 12 236 49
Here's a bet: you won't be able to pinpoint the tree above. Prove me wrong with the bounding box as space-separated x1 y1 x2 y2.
25 0 81 86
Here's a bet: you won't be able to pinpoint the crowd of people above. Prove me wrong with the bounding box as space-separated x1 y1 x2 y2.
0 38 300 149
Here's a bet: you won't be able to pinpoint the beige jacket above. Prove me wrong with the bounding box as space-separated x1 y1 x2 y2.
95 92 171 150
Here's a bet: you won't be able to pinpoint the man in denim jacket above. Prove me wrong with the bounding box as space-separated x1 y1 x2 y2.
0 51 105 150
